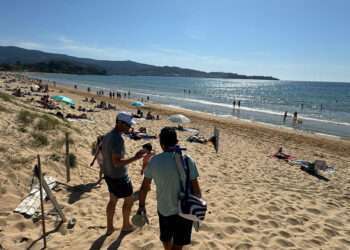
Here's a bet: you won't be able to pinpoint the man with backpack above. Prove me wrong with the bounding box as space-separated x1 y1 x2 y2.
101 112 146 235
138 127 202 249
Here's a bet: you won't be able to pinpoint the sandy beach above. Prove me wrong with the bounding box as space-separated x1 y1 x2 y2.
0 72 350 250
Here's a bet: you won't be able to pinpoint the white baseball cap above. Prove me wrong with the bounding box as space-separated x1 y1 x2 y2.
116 111 136 126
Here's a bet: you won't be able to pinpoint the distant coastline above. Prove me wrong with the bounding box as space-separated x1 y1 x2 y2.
0 46 279 80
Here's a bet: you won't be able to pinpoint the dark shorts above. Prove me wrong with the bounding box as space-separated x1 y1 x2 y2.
158 212 193 246
104 176 133 198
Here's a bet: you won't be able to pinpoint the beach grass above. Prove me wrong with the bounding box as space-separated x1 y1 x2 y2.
35 114 59 131
31 131 49 147
0 104 10 113
17 110 36 126
0 92 13 102
8 155 33 165
51 134 75 150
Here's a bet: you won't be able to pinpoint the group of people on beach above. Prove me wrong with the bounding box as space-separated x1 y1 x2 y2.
94 111 202 249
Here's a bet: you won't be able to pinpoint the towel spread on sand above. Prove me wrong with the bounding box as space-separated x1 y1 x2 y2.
14 176 57 217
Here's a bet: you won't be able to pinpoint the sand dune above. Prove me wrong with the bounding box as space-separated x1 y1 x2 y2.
0 72 350 249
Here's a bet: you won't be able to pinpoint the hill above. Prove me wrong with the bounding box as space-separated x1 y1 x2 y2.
0 46 279 80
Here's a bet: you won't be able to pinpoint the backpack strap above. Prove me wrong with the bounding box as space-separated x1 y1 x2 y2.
184 156 191 197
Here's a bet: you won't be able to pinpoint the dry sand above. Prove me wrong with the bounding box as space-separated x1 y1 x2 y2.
0 72 350 250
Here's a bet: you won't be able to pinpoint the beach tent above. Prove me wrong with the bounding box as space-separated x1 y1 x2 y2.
168 114 191 124
52 95 75 106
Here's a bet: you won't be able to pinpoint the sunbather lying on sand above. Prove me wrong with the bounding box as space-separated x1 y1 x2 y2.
66 113 88 119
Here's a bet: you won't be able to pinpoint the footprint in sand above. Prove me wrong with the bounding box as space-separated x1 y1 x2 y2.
221 216 240 224
286 217 301 226
267 206 280 212
245 219 259 226
242 227 256 234
325 218 344 227
257 214 271 220
323 227 339 238
308 223 321 231
224 225 237 234
275 238 295 248
268 220 279 228
279 230 291 238
306 208 322 215
235 243 253 250
289 227 305 233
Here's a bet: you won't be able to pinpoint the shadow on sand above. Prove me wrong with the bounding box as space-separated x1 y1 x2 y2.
62 181 102 204
89 230 131 250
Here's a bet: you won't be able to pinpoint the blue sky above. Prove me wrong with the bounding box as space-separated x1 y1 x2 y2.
1 0 350 82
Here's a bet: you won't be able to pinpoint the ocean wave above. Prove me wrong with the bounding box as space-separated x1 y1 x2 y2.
146 94 350 127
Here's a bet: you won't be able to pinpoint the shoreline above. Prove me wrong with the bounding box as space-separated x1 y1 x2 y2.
26 72 350 140
26 77 349 159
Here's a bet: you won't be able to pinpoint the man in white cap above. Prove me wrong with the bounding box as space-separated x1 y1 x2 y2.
101 111 146 235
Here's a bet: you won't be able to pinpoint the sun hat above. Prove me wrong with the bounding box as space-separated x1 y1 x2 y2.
116 111 136 126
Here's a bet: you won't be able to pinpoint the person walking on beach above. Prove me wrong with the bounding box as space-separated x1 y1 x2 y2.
283 111 288 122
232 100 236 109
138 127 202 250
100 112 146 235
293 112 298 124
238 100 241 108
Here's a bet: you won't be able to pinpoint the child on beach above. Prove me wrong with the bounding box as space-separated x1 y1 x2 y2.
141 143 155 175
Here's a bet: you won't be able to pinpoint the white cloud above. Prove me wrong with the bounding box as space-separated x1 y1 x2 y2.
0 39 46 50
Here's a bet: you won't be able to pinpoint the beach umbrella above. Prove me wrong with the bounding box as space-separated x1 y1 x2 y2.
131 101 145 107
168 114 191 124
52 95 75 106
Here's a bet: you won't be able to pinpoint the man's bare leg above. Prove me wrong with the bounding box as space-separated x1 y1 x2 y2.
121 195 134 231
162 241 172 250
162 242 184 250
106 193 118 235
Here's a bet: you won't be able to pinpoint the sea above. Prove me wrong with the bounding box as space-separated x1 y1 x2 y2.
26 73 350 139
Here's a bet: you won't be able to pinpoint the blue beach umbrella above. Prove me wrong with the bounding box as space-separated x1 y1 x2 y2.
131 101 145 107
52 95 75 106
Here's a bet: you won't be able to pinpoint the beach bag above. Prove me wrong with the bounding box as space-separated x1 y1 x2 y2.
174 149 207 222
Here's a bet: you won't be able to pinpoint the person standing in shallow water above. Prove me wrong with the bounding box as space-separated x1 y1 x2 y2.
100 112 146 235
283 111 288 123
293 112 298 124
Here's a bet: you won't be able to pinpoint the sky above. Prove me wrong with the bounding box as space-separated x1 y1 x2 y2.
0 0 350 82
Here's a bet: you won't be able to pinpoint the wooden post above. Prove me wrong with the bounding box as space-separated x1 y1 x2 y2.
36 155 47 249
214 127 220 153
65 133 70 182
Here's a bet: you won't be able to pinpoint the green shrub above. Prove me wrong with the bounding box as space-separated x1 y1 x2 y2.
31 132 49 147
18 127 27 133
68 153 77 168
35 115 59 131
17 110 36 126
